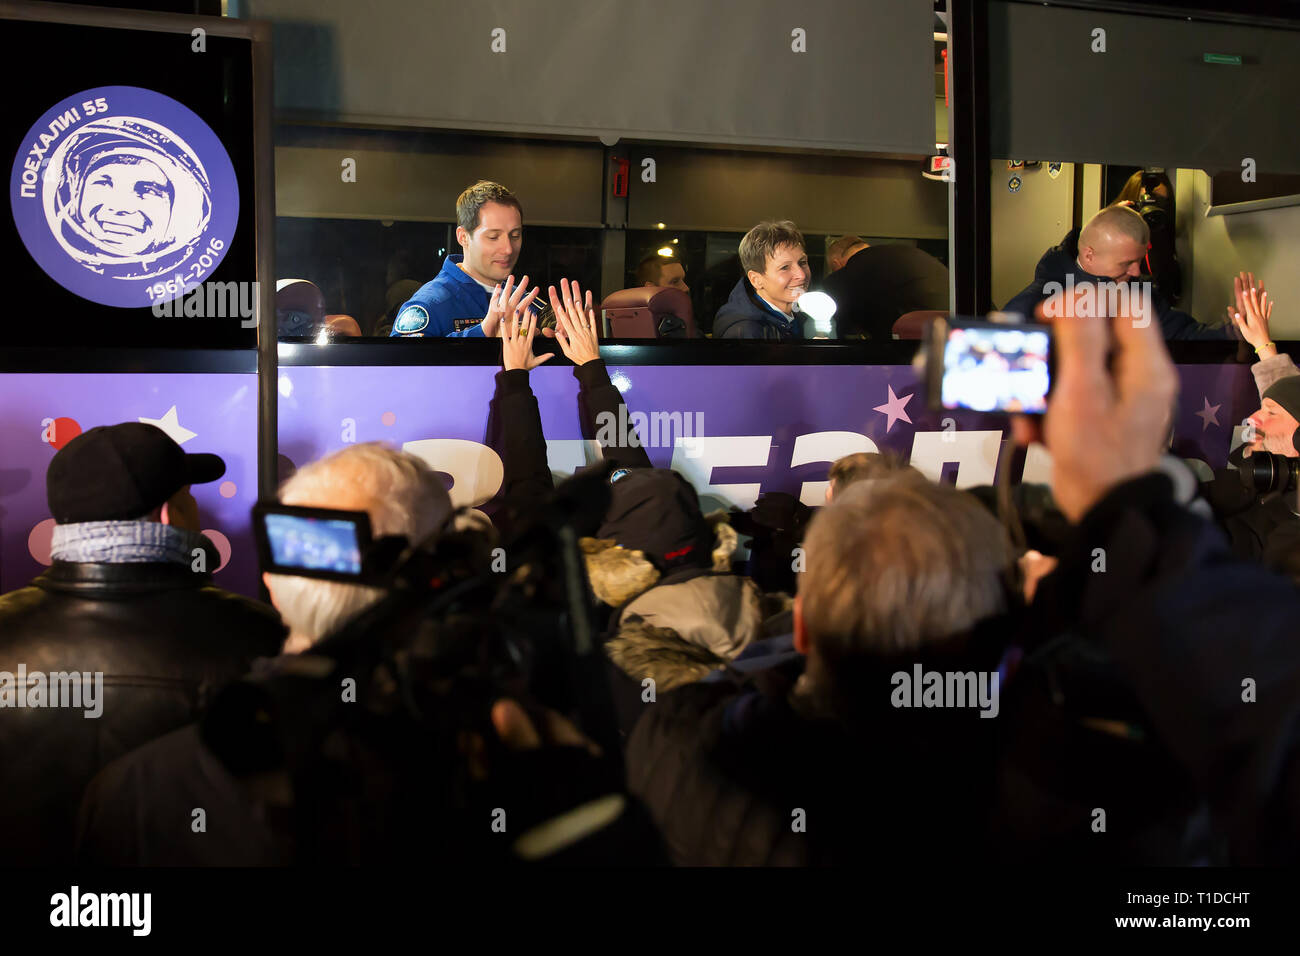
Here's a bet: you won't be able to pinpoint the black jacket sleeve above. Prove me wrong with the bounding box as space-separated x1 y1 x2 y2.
574 359 653 471
1159 306 1232 341
1136 283 1228 340
1002 278 1047 319
488 368 554 507
1034 473 1300 863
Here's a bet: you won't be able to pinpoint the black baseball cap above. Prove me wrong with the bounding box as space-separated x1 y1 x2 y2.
597 467 712 572
47 422 226 524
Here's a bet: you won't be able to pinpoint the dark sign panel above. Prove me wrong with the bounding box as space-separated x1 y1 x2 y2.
2 16 258 348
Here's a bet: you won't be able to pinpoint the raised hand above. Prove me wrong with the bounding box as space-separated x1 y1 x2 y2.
500 305 553 372
1039 284 1178 522
1227 272 1275 357
481 275 539 339
548 278 602 366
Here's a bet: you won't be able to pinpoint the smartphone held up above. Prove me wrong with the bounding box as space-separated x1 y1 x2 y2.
924 316 1054 415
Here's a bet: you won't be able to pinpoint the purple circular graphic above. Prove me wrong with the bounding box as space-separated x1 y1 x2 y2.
9 86 238 309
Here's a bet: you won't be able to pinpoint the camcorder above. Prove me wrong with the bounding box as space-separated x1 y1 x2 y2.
200 464 639 864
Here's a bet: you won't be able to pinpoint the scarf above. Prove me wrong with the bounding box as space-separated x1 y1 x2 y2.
50 520 214 567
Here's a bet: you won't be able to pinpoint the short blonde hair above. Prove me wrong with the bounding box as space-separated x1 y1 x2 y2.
739 220 804 276
1080 203 1150 251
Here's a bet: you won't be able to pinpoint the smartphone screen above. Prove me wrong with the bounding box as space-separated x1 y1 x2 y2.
264 513 365 575
940 323 1051 413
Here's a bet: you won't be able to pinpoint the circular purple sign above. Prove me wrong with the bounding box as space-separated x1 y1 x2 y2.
9 86 239 309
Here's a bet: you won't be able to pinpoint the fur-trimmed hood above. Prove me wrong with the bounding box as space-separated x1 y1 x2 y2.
583 513 792 691
582 510 738 607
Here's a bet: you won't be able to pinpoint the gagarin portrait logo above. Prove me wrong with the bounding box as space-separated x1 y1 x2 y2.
9 86 238 309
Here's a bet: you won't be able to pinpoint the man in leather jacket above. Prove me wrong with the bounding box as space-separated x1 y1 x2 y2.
0 423 284 863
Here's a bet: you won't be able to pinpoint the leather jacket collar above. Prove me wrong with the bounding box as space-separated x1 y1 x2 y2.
35 561 211 596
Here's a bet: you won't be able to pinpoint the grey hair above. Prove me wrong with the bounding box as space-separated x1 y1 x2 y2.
267 442 452 646
800 477 1013 658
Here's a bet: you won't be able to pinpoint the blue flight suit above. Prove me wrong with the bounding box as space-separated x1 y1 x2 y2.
390 255 494 337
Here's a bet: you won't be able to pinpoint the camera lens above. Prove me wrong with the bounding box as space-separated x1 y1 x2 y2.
1238 451 1300 496
1240 450 1277 494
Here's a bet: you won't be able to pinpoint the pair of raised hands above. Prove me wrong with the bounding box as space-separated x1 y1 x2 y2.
1226 271 1275 357
497 277 602 371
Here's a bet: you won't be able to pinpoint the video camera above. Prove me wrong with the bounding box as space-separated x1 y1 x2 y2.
201 465 627 863
1134 168 1173 231
1237 448 1300 499
1128 169 1180 236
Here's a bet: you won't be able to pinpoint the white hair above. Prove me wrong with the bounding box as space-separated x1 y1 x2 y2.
267 442 452 646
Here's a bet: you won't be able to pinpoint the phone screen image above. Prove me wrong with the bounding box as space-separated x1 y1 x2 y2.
941 325 1051 413
264 513 364 574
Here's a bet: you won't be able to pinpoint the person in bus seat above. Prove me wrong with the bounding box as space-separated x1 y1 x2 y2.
390 180 539 338
636 252 690 294
713 221 810 341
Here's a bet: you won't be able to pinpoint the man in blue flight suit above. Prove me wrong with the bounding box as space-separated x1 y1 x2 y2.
391 180 538 338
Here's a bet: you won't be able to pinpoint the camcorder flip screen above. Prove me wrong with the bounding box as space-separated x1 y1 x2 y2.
929 318 1052 415
254 504 373 583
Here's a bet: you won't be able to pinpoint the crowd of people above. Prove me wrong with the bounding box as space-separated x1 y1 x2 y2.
4 247 1299 866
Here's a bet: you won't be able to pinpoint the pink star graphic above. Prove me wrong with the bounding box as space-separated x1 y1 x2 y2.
873 385 914 433
1195 397 1221 432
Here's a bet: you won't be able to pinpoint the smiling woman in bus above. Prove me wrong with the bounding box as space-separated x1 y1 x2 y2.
713 221 811 341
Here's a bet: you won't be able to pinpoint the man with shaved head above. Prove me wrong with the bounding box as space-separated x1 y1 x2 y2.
1003 203 1229 339
1076 204 1151 282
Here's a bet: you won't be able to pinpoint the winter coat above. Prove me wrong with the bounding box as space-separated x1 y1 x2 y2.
1001 228 1229 340
713 277 804 341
